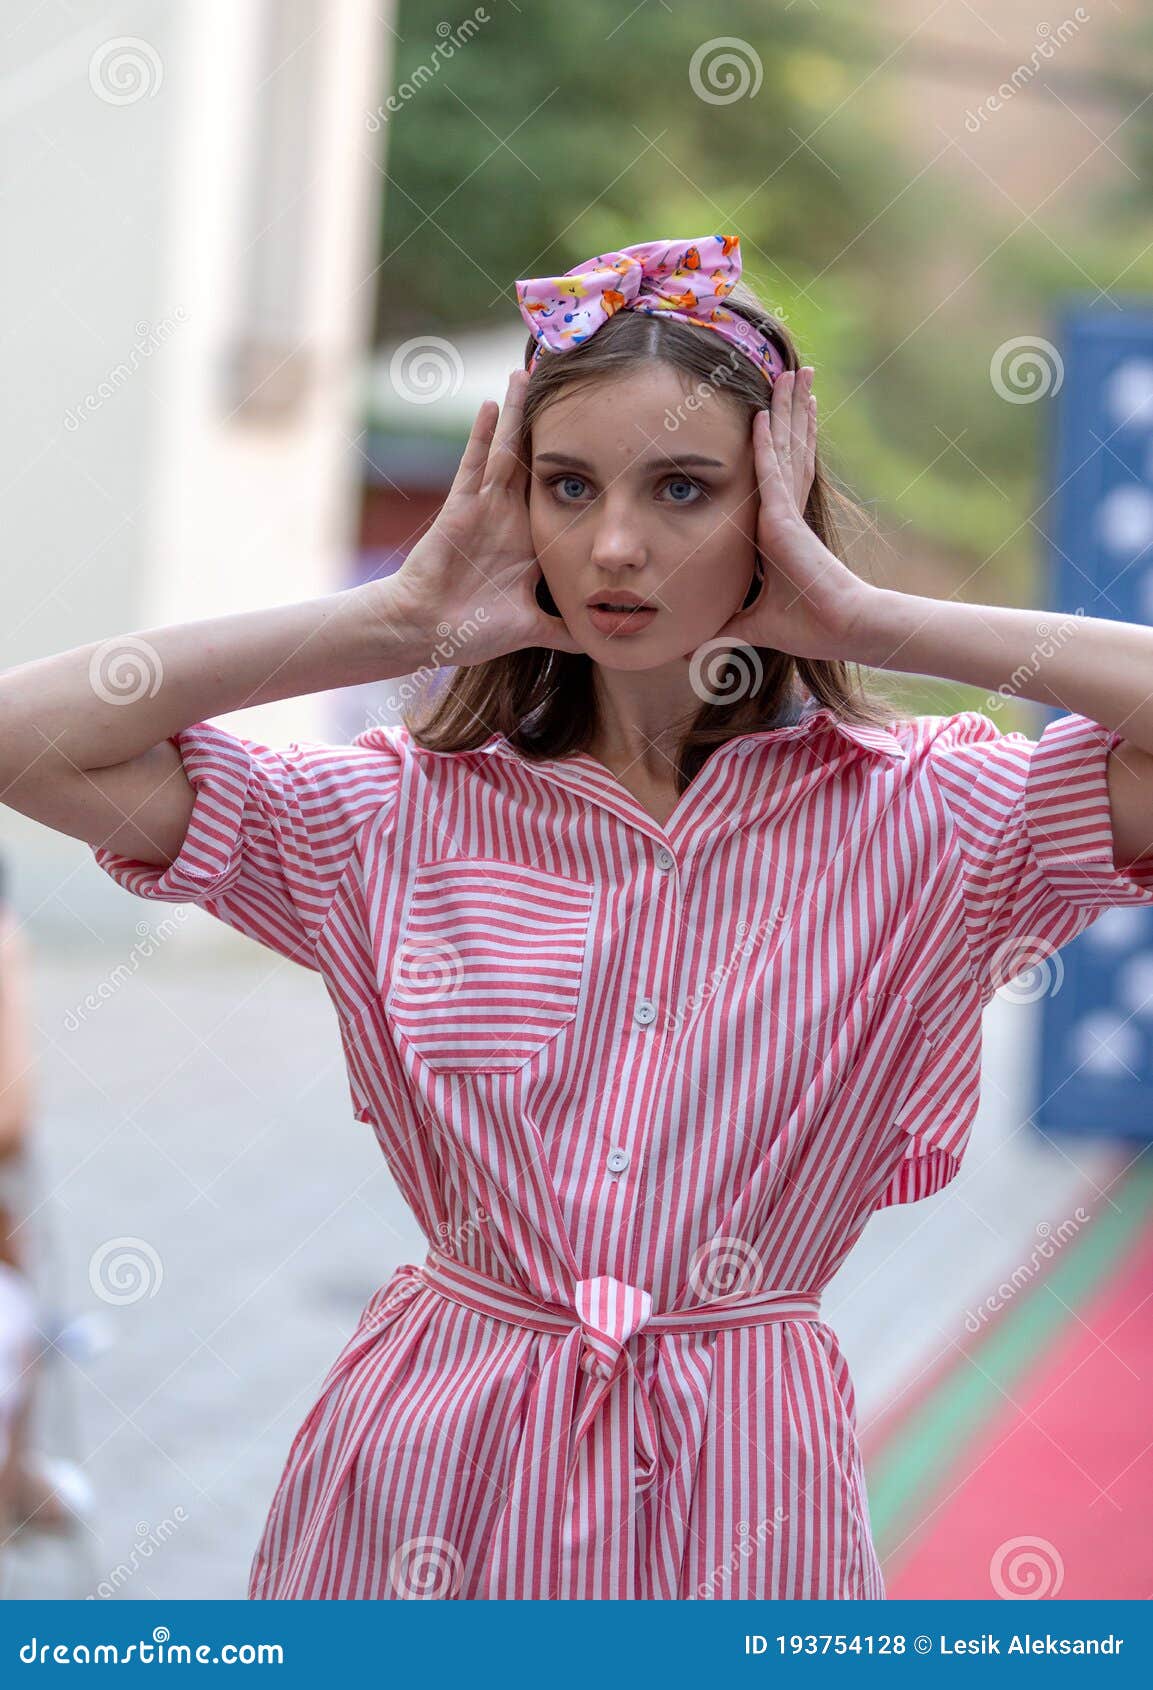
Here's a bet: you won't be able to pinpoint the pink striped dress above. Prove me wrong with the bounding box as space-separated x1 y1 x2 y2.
92 703 1153 1600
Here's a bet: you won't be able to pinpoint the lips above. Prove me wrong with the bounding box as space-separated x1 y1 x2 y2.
585 601 659 637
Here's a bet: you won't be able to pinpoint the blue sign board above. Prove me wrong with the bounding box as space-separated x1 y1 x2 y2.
1035 299 1153 1143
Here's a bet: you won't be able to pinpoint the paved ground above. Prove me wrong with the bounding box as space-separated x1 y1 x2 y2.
0 927 1120 1600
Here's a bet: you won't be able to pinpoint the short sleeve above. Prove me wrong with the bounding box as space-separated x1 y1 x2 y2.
90 719 403 971
924 709 1153 1001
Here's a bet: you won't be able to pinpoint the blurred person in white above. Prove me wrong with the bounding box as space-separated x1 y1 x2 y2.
0 864 93 1554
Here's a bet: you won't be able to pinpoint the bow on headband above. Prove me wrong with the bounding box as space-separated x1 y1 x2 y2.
514 234 786 384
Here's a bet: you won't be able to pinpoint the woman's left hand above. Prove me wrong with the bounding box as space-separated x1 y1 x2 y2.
712 368 880 663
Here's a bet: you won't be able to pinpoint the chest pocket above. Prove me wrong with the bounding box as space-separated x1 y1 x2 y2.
383 857 596 1074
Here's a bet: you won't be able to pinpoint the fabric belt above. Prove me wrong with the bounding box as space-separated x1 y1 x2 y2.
414 1254 823 1600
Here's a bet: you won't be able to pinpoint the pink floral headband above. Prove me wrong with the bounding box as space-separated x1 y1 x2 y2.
514 234 786 384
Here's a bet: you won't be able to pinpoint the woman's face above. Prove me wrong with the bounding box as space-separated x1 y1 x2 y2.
527 365 760 667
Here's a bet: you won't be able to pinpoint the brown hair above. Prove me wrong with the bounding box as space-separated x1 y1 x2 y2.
403 276 908 792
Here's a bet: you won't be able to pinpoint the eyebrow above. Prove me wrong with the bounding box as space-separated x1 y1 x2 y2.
533 451 727 472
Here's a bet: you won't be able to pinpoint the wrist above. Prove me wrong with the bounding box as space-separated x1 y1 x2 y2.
345 579 441 680
842 587 906 670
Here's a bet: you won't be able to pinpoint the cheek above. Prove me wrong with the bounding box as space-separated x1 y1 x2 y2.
679 522 757 602
528 489 565 553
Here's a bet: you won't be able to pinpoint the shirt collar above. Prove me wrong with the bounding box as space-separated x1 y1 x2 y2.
469 706 907 764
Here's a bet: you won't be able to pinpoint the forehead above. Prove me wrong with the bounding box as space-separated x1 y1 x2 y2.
530 365 749 466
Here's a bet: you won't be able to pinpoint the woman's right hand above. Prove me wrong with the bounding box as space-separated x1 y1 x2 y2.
381 370 584 667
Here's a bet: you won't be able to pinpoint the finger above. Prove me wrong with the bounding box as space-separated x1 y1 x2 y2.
486 370 531 491
784 369 810 505
450 399 500 500
754 406 786 491
802 390 817 509
784 379 803 510
790 369 811 481
769 369 796 472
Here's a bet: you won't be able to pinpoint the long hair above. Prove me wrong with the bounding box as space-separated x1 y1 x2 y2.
402 275 909 793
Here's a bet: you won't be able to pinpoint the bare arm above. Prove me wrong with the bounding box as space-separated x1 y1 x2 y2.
0 580 436 868
0 370 582 873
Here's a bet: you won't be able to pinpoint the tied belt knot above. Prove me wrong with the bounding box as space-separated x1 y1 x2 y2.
573 1273 653 1380
411 1254 823 1600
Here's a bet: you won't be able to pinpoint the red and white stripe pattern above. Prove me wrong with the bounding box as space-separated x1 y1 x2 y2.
92 705 1153 1599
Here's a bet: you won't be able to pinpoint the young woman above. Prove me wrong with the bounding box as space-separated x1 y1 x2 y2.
3 234 1153 1601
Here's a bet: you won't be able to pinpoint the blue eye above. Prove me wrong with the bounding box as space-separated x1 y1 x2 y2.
545 474 706 505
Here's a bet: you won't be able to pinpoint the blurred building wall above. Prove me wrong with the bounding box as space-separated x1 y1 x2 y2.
0 0 394 939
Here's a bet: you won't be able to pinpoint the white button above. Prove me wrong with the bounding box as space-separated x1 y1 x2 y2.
634 998 657 1026
737 740 757 756
654 846 675 872
606 1147 630 1173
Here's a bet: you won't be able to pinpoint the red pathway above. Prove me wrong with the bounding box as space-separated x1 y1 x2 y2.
881 1217 1153 1599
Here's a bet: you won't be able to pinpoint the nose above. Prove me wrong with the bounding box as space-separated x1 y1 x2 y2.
588 496 649 571
573 1274 653 1379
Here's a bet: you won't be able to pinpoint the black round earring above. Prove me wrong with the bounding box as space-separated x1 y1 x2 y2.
535 576 559 616
741 559 765 609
